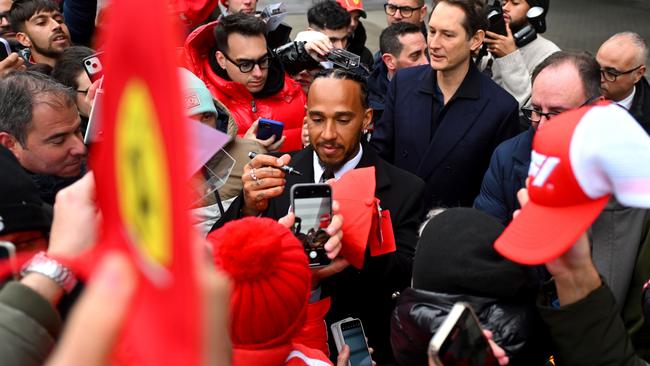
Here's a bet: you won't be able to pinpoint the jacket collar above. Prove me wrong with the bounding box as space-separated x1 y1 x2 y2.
513 128 535 164
418 61 482 101
298 142 391 192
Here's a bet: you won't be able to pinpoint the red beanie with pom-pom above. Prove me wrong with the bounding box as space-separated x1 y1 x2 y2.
208 217 311 349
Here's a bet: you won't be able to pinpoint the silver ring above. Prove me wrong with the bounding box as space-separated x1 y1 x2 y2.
250 168 258 181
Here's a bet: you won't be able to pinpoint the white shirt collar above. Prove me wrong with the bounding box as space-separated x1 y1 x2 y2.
617 86 636 110
312 144 363 183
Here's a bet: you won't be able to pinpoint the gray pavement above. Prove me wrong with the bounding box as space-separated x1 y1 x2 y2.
260 0 650 72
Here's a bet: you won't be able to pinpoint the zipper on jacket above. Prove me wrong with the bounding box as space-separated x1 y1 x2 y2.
251 100 257 113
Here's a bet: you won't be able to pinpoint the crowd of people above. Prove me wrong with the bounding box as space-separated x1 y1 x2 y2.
0 0 649 365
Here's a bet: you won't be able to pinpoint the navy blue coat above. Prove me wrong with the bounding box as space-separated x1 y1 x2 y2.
473 128 534 225
371 63 519 210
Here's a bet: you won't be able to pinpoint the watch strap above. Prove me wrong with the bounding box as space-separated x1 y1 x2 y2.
21 252 78 294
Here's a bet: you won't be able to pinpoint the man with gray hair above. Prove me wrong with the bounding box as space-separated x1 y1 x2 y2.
0 71 86 204
597 31 650 134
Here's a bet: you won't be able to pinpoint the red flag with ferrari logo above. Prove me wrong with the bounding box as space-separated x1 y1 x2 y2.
90 0 200 364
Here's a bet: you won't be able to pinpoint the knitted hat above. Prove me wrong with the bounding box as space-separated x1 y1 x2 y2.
178 68 218 117
0 146 52 235
413 208 536 299
208 217 311 348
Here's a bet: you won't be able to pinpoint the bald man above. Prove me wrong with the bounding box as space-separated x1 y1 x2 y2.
597 32 650 134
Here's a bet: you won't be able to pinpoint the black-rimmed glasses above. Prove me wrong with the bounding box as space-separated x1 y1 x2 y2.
218 50 271 73
383 3 423 18
600 65 643 82
521 95 600 124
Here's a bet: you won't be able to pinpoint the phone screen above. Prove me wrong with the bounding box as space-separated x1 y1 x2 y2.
438 309 498 366
292 184 332 267
341 320 372 366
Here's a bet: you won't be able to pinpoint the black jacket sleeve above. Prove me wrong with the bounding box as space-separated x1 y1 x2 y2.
538 283 647 366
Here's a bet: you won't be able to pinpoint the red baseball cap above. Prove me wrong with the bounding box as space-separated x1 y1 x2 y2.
495 102 650 265
336 0 367 18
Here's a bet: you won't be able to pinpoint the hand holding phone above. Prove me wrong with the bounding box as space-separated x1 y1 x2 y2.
428 302 499 366
290 183 332 268
331 318 373 366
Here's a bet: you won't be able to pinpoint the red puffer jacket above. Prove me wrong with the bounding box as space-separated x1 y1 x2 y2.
183 21 306 152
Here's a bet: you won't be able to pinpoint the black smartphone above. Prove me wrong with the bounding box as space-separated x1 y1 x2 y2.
82 52 105 83
0 37 11 61
487 8 507 36
256 118 284 141
290 183 332 268
428 302 499 366
331 318 373 366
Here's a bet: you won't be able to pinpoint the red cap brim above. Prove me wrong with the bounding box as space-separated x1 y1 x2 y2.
494 195 610 265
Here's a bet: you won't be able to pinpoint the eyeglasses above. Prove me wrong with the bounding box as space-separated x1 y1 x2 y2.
218 50 271 73
384 3 423 18
600 65 643 82
521 96 600 124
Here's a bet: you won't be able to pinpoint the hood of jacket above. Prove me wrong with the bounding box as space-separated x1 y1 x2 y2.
390 288 544 366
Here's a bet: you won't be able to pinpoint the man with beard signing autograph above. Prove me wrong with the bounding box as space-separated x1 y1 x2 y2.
213 69 424 364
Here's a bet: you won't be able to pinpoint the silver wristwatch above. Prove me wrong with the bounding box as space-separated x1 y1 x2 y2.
21 252 78 294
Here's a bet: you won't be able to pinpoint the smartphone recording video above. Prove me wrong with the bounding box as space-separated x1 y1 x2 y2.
429 302 498 366
290 183 332 268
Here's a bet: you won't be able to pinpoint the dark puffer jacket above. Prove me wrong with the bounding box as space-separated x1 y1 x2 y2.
391 288 548 366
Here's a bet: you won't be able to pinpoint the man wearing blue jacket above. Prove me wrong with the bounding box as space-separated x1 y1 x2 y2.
371 0 519 211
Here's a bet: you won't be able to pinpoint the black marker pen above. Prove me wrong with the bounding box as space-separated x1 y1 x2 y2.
248 151 303 176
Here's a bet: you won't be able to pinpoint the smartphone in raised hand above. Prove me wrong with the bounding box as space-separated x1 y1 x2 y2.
290 183 332 268
428 302 499 366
